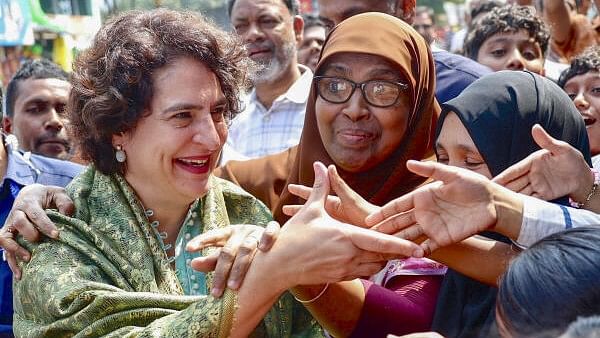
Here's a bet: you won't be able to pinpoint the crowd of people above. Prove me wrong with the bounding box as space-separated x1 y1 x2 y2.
0 0 599 337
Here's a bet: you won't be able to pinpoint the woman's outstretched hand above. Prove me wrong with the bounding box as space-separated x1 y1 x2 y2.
366 160 509 255
186 221 281 297
274 162 424 287
494 124 593 203
283 164 378 226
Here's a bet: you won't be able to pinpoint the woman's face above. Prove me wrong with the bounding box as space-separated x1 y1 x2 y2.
435 112 493 178
114 56 228 206
563 71 600 156
315 53 412 173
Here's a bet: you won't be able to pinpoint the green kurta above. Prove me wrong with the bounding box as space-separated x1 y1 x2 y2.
13 166 323 337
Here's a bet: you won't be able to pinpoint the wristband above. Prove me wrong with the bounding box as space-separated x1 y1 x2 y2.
293 283 329 304
570 168 600 208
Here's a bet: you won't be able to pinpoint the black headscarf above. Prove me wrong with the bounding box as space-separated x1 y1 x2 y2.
431 70 592 338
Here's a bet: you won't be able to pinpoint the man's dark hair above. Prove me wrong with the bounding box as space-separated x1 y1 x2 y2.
463 5 550 60
69 9 251 175
227 0 299 17
302 13 325 30
561 316 600 338
558 46 600 88
5 59 69 118
497 227 600 338
469 0 503 26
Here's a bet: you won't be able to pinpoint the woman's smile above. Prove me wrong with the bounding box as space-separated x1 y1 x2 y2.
175 155 212 174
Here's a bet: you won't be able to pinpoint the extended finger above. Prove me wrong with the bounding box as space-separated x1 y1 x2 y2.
371 211 416 234
287 184 311 201
518 184 534 197
500 172 530 193
349 226 424 258
366 195 414 227
531 124 568 155
210 230 249 297
190 250 220 272
282 205 302 216
5 251 21 280
227 234 261 290
494 155 534 187
328 165 358 202
393 224 424 242
258 221 280 251
186 227 232 251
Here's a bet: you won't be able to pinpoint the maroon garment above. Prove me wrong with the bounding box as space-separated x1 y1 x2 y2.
349 276 443 338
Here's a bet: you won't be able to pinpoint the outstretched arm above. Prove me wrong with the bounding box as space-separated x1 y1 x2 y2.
543 0 573 46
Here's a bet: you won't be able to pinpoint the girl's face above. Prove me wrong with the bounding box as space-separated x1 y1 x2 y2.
563 71 600 156
435 111 493 178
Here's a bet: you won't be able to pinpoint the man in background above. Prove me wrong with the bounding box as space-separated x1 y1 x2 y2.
227 0 313 158
2 59 72 161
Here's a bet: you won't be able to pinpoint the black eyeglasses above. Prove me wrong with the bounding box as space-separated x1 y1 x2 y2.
314 76 409 108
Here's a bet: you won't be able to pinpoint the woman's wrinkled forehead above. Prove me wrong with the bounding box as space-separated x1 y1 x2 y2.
316 52 409 81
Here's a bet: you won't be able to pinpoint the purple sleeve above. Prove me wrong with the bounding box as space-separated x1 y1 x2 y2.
349 275 443 337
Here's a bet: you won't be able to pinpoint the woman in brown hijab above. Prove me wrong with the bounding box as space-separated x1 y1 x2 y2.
218 11 438 218
218 12 443 337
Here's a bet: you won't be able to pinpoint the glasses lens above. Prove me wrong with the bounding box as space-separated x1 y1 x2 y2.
364 81 401 107
317 77 352 103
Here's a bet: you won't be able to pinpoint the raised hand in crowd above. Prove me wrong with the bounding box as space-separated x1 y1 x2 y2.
494 124 599 212
186 221 281 297
283 164 378 226
365 160 523 255
1 184 72 279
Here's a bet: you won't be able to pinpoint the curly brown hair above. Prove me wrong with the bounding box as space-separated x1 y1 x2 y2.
69 9 251 175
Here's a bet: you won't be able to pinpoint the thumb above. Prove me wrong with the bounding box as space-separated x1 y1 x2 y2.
531 124 565 155
305 161 330 207
328 165 358 202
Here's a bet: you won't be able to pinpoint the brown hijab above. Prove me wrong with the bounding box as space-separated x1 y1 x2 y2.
272 12 439 222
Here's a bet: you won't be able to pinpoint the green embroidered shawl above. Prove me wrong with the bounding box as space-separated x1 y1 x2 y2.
13 166 323 337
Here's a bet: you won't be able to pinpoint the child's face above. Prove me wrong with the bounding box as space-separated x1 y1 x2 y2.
476 29 545 75
564 71 600 155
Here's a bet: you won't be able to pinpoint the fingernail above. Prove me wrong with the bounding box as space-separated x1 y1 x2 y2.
50 230 59 239
228 280 239 289
211 287 222 297
21 254 30 262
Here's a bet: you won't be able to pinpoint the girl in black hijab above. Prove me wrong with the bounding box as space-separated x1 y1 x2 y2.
431 70 591 338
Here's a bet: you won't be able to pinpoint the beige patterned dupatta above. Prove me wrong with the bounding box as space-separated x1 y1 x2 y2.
13 166 322 337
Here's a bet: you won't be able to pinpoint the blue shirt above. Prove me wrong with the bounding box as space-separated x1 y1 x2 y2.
432 49 492 103
0 149 82 336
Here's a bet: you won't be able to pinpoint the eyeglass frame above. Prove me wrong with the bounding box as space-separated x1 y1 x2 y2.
313 75 410 108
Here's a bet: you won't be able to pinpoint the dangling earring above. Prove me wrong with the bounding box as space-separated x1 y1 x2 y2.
115 145 127 163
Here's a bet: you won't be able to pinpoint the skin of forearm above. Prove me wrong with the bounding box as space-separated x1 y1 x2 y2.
291 280 365 338
543 0 571 43
230 251 289 337
489 185 525 241
431 237 515 287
